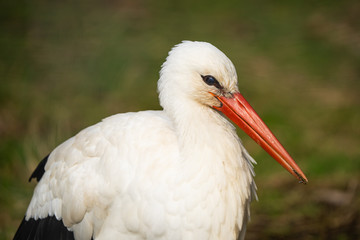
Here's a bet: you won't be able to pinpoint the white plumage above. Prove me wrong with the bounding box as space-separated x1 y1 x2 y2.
14 41 307 240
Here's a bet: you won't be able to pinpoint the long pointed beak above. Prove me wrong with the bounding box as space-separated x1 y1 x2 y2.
212 92 308 184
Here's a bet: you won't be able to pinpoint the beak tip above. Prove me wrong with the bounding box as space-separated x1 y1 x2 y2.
299 179 308 185
293 169 308 184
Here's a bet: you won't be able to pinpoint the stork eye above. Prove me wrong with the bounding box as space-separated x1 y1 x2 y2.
201 75 222 89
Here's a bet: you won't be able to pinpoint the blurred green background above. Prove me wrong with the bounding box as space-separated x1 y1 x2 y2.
1 0 359 239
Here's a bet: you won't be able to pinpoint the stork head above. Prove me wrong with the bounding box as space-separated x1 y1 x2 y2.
158 41 308 183
158 41 239 109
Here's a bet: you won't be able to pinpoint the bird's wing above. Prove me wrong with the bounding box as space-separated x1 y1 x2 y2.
14 111 175 240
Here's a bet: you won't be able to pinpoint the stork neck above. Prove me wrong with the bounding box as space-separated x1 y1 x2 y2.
163 97 256 220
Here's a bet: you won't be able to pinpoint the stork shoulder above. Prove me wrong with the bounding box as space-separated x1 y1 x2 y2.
25 110 175 228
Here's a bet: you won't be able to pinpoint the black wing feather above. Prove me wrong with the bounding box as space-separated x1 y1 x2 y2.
13 216 75 240
28 155 49 182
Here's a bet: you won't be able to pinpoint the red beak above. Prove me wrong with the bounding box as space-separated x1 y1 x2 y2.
212 92 308 184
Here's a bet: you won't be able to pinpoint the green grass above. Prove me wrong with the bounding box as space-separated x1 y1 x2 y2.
1 0 359 239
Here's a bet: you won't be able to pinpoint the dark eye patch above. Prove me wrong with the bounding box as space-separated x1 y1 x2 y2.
201 75 223 89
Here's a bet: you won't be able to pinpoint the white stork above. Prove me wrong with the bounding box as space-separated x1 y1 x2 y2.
13 41 307 240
